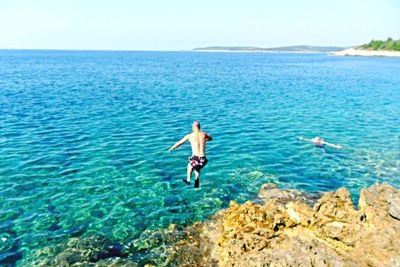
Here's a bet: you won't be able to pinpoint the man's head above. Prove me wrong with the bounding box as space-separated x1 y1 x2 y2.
192 121 201 131
315 136 323 142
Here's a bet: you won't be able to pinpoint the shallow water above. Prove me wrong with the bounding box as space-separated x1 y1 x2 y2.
0 50 399 265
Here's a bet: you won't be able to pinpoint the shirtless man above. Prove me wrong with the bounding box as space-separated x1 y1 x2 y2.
168 121 212 188
299 136 342 149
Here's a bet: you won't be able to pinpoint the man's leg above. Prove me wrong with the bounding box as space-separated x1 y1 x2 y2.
194 170 200 188
194 170 200 180
186 163 193 182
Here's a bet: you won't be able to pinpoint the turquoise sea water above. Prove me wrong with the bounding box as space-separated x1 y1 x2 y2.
1 50 399 265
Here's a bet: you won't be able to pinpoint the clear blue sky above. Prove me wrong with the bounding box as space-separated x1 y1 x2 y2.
0 0 399 50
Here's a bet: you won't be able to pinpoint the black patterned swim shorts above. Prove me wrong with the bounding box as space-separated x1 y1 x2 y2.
188 155 208 171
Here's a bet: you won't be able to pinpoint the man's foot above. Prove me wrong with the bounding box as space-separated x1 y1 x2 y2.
182 178 190 185
194 179 200 188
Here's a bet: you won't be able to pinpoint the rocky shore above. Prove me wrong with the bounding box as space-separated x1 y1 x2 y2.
27 183 400 266
332 48 400 57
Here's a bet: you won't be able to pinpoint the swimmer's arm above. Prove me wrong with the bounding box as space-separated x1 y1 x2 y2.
322 141 343 149
298 136 312 142
169 134 190 151
205 133 213 141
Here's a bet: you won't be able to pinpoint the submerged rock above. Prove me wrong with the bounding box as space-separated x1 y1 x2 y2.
27 235 131 266
258 186 322 206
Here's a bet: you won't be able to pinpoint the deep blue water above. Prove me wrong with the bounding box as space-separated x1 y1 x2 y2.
0 50 399 265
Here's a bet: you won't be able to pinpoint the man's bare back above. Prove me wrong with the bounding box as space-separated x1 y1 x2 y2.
188 131 209 157
168 121 212 188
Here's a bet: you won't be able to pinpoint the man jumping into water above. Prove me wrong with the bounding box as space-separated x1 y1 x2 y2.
299 136 342 149
168 121 212 188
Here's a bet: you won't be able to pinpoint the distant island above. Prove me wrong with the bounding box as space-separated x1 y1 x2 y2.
194 39 400 57
333 37 400 57
193 45 344 53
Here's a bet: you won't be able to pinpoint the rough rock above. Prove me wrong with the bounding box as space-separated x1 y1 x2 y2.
171 183 400 266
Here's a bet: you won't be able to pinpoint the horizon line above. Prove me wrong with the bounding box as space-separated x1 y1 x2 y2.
0 48 188 52
0 43 355 53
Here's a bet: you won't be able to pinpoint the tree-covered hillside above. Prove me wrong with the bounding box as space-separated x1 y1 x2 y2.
360 38 400 51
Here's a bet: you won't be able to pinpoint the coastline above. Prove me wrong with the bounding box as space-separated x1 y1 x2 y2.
28 183 400 266
332 48 400 57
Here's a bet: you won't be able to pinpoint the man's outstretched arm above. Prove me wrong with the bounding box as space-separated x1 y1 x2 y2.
205 133 213 141
322 141 343 149
169 134 190 151
298 136 312 142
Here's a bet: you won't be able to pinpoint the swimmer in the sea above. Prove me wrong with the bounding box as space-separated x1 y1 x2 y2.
299 136 342 149
169 121 212 188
